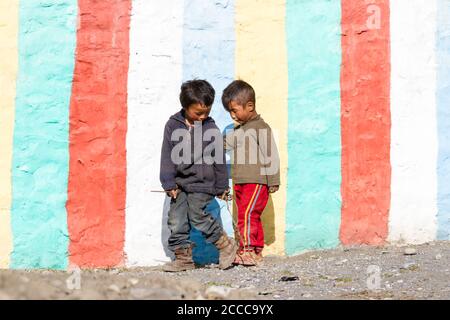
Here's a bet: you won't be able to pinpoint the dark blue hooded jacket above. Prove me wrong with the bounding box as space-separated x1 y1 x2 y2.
160 110 229 195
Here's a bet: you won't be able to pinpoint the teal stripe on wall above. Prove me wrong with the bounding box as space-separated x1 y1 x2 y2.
285 0 342 254
11 0 77 269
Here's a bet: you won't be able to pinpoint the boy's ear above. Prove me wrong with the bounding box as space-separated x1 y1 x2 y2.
245 101 255 111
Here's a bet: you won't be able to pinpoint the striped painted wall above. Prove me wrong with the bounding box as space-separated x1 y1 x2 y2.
0 0 449 269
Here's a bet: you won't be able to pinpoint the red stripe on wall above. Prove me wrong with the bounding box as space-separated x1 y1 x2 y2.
67 0 131 267
340 0 391 245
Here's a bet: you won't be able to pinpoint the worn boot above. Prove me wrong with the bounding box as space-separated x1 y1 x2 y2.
214 232 238 270
162 245 195 272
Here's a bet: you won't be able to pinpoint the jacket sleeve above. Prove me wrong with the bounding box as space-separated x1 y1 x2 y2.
214 128 229 195
160 123 177 191
214 158 229 195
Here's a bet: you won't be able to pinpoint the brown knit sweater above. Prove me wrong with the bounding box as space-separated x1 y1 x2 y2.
224 115 280 187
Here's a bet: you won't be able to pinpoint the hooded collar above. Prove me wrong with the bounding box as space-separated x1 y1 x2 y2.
170 109 214 127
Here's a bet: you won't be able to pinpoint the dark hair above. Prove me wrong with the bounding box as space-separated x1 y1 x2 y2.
221 80 256 111
179 79 215 109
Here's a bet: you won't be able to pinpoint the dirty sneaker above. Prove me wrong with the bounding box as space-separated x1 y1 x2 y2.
233 247 262 266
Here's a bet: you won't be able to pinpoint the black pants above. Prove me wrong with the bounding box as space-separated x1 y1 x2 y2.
167 191 223 251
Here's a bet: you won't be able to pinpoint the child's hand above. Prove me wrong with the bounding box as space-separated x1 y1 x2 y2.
166 188 180 199
216 188 231 201
269 185 279 193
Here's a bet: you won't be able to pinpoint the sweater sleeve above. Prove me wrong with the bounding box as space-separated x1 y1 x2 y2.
259 126 281 187
223 127 235 151
160 122 177 191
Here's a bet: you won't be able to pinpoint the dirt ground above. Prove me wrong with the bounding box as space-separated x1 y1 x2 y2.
0 241 448 300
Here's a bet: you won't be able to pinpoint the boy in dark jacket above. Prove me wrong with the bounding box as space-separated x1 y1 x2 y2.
160 80 236 272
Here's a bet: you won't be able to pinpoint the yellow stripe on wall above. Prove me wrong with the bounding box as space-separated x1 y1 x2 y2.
0 0 18 268
235 0 288 255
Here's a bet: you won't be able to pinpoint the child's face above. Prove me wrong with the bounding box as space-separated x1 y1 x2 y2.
185 103 211 124
228 100 255 124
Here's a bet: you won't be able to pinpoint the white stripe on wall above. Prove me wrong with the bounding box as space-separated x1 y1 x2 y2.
389 0 438 244
125 0 184 266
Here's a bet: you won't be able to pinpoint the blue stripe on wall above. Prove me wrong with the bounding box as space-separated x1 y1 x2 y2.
182 0 235 130
437 0 450 240
182 0 235 264
11 0 77 269
285 0 342 254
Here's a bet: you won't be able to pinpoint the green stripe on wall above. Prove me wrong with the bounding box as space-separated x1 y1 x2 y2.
286 0 342 254
11 0 77 269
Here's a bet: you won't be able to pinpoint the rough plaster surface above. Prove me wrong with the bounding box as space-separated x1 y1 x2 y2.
389 0 438 244
340 0 391 245
11 0 76 269
235 0 287 256
285 0 342 254
125 0 183 267
437 0 450 241
67 0 131 268
0 0 18 268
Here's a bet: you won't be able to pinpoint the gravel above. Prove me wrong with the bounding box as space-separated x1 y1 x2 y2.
0 241 448 300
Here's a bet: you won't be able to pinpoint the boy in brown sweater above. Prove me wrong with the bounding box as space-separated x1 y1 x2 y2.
222 80 280 266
